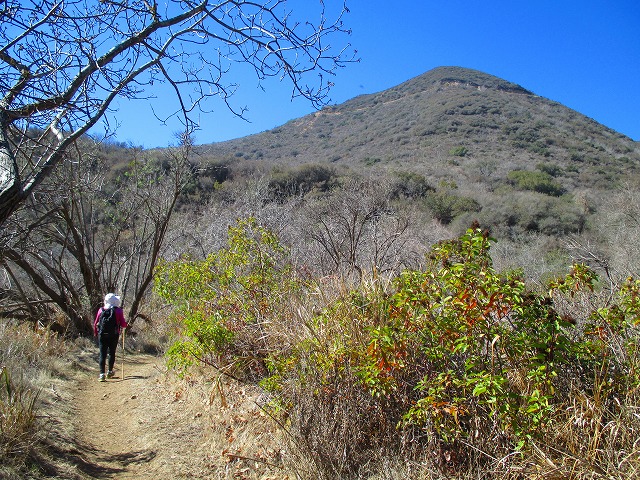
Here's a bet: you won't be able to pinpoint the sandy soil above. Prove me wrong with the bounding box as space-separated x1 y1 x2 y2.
73 352 210 478
71 349 290 479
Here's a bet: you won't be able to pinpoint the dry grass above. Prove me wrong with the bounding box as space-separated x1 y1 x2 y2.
0 367 39 462
0 322 73 478
529 387 640 479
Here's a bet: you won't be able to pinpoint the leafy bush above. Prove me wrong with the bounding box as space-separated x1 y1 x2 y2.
154 218 303 379
354 229 577 444
389 171 434 199
479 193 585 236
262 228 640 476
507 169 566 196
448 146 468 157
536 162 562 177
362 157 382 166
203 160 232 184
261 279 400 478
268 163 338 199
424 191 481 224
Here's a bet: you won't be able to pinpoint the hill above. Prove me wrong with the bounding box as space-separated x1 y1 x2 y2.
198 66 640 194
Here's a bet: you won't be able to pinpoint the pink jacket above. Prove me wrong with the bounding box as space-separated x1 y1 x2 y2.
93 307 128 336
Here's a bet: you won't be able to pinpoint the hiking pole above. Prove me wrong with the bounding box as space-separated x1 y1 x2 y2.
121 327 125 381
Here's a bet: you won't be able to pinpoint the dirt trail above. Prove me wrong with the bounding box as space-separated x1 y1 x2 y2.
73 352 215 479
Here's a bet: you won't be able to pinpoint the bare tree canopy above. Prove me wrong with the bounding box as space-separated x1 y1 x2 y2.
0 0 354 226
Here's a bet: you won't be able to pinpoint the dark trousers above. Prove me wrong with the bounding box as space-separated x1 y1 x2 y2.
98 334 119 374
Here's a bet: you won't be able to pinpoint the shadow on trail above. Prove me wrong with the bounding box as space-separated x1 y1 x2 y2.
103 374 151 381
109 449 157 466
121 375 149 381
35 434 156 478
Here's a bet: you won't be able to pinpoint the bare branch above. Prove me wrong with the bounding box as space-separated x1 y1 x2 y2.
0 0 354 225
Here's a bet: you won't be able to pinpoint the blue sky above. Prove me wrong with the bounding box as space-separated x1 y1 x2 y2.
108 0 640 148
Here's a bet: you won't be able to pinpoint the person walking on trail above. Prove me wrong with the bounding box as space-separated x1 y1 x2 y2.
94 293 128 382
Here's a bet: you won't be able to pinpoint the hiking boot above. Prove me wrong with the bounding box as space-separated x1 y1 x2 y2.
107 370 115 378
99 373 106 382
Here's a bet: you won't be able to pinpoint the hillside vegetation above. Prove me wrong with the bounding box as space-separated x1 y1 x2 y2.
171 66 639 244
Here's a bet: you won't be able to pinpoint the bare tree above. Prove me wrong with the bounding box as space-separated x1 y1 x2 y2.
164 173 301 259
302 178 414 278
0 135 194 333
0 0 354 225
586 183 640 280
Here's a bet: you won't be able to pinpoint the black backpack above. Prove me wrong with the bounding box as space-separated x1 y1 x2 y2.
98 307 118 336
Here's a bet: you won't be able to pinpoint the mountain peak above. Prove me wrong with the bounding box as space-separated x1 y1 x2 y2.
337 66 534 112
379 66 534 102
418 66 534 95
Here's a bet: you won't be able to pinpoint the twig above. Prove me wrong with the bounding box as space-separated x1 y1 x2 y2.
224 452 282 470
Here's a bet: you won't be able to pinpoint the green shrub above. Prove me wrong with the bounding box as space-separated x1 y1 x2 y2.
448 146 468 157
262 228 640 475
204 161 232 184
390 171 434 199
536 162 562 177
363 157 381 166
424 191 481 224
525 142 551 157
479 193 585 236
358 229 574 443
268 163 338 199
507 169 565 196
154 217 302 378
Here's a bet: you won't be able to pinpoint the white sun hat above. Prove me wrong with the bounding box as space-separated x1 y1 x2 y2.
103 293 121 309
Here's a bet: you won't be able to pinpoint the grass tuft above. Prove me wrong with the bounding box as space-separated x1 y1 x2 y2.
0 367 39 461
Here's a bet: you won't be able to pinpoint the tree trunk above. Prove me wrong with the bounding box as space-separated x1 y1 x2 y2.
0 120 25 227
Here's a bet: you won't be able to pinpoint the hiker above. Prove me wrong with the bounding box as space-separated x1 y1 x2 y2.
94 293 128 382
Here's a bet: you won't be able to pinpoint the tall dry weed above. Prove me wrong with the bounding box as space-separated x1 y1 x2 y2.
0 367 39 460
0 322 67 474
